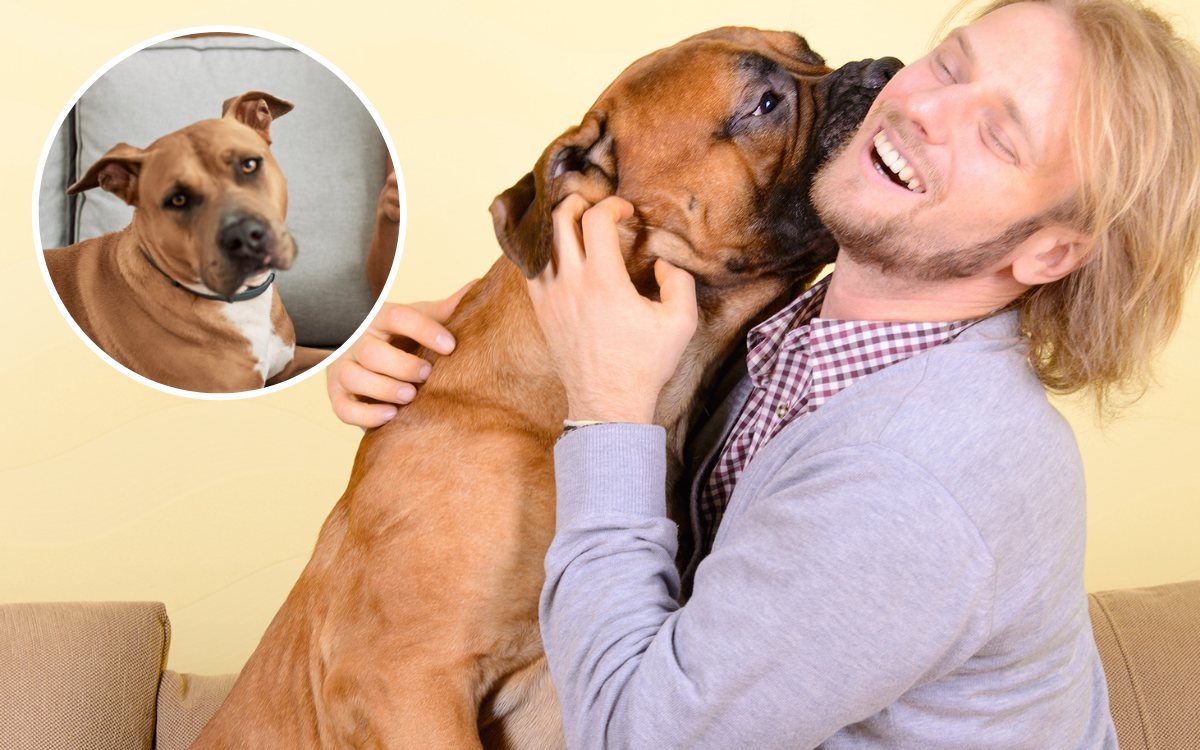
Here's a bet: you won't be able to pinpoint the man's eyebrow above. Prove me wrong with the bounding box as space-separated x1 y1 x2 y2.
949 26 1035 162
949 27 975 63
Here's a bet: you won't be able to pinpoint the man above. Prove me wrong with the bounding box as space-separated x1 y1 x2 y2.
330 0 1200 746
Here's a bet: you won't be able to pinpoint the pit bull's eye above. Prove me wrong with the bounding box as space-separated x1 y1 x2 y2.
169 193 188 208
241 158 260 174
753 91 779 116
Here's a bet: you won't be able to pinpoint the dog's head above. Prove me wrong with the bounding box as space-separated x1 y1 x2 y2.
491 27 901 302
67 91 297 300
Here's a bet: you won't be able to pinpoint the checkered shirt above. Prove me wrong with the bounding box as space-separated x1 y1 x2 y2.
694 276 975 561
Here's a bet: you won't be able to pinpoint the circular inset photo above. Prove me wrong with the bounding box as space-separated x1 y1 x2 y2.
34 28 403 396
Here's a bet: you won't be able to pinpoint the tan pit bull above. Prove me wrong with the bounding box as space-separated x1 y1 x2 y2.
190 30 899 749
43 91 328 393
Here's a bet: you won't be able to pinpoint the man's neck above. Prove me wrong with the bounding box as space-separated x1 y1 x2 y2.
818 250 1029 322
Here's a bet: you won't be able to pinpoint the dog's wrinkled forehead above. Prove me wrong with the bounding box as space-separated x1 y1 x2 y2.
684 26 828 72
136 119 280 208
604 29 828 105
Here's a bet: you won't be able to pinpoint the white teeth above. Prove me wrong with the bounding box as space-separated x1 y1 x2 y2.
872 131 924 194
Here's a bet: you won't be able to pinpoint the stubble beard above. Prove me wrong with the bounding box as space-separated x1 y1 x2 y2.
809 127 1051 283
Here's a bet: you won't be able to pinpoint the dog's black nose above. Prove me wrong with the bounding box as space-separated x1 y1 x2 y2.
219 216 270 260
863 57 904 88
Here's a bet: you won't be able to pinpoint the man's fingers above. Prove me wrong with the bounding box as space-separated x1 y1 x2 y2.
580 197 635 281
356 336 434 382
655 258 699 325
550 194 592 277
337 360 419 405
332 395 399 429
377 304 456 355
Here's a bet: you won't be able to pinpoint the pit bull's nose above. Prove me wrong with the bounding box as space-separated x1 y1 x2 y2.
219 216 270 260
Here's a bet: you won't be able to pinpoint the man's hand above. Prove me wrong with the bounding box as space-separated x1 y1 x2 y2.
528 195 697 424
327 280 476 428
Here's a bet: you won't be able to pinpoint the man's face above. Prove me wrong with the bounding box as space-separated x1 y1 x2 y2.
811 1 1084 281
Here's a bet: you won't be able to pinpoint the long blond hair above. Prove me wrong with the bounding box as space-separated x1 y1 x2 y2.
944 0 1200 417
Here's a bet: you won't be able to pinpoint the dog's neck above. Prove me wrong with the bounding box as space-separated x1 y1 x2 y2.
424 257 792 477
111 228 287 354
415 259 570 439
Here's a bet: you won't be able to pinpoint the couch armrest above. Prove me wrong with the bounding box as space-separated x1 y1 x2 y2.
0 601 168 750
156 670 239 750
1088 579 1200 750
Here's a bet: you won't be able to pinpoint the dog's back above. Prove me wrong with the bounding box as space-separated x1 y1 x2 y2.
191 260 566 749
44 233 120 343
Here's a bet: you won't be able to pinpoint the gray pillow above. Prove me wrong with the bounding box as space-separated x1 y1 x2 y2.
39 34 391 348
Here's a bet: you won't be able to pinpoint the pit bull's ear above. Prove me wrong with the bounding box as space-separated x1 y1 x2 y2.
222 91 294 144
489 112 615 279
66 143 146 205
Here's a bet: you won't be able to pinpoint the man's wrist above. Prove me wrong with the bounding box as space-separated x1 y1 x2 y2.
566 396 657 425
562 419 606 434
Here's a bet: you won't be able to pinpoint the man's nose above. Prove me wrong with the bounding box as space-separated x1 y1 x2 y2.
902 86 964 145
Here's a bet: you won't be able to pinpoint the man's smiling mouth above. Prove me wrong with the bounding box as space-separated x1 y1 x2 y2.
872 131 925 193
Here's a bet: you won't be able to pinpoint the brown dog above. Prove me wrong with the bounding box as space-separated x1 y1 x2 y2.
43 91 327 392
190 29 898 749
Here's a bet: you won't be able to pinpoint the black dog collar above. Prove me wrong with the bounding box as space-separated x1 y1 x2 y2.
140 249 275 302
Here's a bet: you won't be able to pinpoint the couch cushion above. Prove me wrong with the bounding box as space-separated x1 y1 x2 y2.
156 670 239 750
0 601 168 750
1088 579 1200 750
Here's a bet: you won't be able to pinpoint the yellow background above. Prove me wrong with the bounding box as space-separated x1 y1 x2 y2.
1 0 1197 676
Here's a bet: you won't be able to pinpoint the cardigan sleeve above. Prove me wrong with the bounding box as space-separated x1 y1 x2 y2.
540 424 996 750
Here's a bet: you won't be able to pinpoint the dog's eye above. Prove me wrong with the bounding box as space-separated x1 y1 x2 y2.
752 91 779 116
241 158 260 174
168 193 188 208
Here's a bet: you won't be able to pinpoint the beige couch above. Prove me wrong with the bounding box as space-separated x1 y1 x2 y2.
2 581 1198 749
0 602 235 750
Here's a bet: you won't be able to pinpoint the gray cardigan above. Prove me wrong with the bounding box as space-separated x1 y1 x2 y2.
541 312 1117 749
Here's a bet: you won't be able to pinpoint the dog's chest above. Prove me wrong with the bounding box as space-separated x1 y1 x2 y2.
219 287 294 383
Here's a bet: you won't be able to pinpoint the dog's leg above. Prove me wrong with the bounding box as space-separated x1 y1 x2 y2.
478 657 565 750
322 663 486 750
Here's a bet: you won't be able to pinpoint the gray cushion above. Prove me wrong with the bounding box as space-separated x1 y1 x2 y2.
39 34 391 347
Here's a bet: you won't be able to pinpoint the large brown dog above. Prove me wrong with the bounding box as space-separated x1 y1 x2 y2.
43 91 327 392
190 29 898 749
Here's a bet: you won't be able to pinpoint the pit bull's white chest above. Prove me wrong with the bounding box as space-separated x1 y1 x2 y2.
220 286 294 384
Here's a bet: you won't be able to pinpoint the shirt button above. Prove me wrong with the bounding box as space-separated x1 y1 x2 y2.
777 402 789 418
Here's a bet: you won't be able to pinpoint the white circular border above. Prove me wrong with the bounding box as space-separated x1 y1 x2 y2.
31 25 406 401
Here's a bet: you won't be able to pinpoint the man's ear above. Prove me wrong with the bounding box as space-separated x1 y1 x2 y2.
1010 225 1092 285
66 143 146 205
488 110 615 279
222 91 294 144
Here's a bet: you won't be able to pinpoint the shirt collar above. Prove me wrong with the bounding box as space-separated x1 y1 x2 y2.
746 274 980 380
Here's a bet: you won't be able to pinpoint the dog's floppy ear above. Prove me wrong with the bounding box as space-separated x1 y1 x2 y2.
66 143 146 205
222 90 294 144
489 111 615 279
